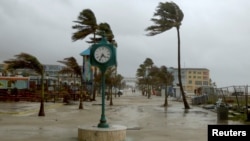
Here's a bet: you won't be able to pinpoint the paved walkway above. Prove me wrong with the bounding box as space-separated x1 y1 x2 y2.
0 91 248 141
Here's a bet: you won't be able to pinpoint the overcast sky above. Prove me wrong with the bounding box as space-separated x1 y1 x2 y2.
0 0 250 88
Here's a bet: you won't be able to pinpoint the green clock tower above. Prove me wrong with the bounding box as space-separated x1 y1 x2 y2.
90 35 117 128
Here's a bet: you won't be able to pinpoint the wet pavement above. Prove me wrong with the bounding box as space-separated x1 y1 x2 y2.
0 91 249 141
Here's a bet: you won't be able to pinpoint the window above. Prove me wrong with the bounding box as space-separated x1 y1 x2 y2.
195 81 202 85
203 71 208 75
203 76 208 80
203 81 208 85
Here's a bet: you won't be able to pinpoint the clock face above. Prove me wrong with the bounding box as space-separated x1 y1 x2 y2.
94 46 111 63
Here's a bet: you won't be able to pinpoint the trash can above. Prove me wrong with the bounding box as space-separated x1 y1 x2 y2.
217 105 228 120
191 96 199 105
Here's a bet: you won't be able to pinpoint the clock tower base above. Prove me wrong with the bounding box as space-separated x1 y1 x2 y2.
78 124 127 141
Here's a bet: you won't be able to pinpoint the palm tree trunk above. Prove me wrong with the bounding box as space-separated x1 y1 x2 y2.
163 91 168 107
79 96 83 109
38 98 45 116
92 32 97 101
92 67 97 101
38 74 45 116
147 81 150 99
110 87 113 106
177 27 190 109
79 86 83 109
79 75 84 109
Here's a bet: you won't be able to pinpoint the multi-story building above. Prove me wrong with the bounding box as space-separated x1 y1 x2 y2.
43 64 64 77
170 68 211 93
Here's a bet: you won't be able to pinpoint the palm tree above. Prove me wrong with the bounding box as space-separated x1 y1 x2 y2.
136 64 146 95
136 58 154 98
143 58 154 99
144 58 154 68
158 66 174 106
114 73 123 96
72 9 98 101
58 57 84 109
72 9 98 42
4 52 46 116
105 67 117 106
145 1 190 109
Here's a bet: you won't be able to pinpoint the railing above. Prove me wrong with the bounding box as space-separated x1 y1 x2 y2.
192 85 250 106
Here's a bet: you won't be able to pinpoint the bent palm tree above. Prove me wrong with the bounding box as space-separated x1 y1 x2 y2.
58 57 84 109
4 52 46 116
145 1 190 109
72 9 98 42
72 9 98 101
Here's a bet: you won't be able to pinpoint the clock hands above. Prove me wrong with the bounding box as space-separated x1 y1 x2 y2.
98 54 104 61
99 53 108 62
94 46 111 63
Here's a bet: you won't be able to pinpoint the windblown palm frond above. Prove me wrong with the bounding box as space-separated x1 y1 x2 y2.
4 52 43 75
72 9 98 42
145 2 184 36
58 57 82 82
4 52 46 116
